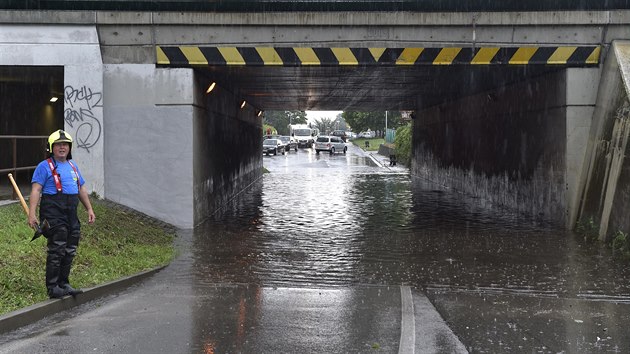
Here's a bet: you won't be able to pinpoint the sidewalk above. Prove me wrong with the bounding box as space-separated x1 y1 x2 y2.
369 151 406 170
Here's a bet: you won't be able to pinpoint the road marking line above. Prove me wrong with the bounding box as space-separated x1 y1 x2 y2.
399 285 415 354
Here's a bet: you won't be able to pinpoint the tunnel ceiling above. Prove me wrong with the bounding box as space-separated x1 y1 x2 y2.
197 64 560 111
0 65 561 113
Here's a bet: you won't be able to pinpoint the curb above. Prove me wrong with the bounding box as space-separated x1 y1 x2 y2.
367 153 384 167
0 265 166 335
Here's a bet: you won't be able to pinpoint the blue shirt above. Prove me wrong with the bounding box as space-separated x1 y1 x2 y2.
32 159 85 195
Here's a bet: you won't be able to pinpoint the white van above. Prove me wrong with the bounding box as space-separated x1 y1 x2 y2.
314 136 347 155
289 124 315 148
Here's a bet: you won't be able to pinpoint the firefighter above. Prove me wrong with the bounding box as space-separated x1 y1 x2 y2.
28 129 96 298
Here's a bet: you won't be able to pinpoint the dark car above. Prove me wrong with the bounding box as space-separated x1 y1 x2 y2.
278 135 298 152
262 138 285 156
330 130 348 142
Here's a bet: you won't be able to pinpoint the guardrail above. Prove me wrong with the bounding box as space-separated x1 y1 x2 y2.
0 135 48 199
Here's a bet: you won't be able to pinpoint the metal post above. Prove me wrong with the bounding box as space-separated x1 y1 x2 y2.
385 111 388 139
12 138 17 199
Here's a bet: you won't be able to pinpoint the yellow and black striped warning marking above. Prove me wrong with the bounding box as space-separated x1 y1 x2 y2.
157 46 600 67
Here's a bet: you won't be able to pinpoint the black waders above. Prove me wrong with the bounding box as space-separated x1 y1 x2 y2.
41 194 83 298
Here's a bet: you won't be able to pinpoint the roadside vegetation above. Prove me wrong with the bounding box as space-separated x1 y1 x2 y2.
612 230 630 258
263 111 308 136
393 123 412 166
576 216 630 260
352 137 384 151
262 124 277 136
0 198 176 315
350 123 412 165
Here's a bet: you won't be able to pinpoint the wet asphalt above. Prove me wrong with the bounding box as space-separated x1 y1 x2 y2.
2 143 630 353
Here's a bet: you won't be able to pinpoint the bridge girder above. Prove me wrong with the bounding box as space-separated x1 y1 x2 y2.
2 10 629 110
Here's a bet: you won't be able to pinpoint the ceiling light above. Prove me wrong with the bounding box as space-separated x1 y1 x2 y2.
206 82 216 94
49 97 58 103
240 100 247 109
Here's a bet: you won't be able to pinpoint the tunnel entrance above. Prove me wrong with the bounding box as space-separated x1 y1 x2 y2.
188 53 594 227
0 66 64 200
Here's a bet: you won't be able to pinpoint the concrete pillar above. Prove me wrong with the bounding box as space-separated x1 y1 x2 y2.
64 64 105 195
565 68 600 229
103 65 194 228
103 65 263 228
576 41 630 240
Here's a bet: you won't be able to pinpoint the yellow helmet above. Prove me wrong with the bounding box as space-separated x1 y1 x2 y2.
47 129 73 154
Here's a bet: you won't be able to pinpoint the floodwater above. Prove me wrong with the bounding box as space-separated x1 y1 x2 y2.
195 145 630 298
191 144 630 353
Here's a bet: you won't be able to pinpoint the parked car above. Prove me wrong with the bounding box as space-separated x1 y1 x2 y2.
314 135 347 155
278 135 298 152
330 130 348 142
262 138 285 156
359 130 375 138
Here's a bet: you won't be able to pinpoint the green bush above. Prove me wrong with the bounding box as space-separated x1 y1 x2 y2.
575 216 599 242
612 230 630 258
393 123 412 166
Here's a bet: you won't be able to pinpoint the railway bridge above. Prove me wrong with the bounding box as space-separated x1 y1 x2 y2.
1 1 629 238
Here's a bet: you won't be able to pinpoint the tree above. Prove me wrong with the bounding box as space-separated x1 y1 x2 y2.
263 111 307 135
262 124 277 136
342 111 403 134
312 117 335 134
332 113 348 131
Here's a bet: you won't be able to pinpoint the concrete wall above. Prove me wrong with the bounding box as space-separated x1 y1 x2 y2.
193 79 263 225
577 41 630 240
565 67 601 228
0 24 263 228
103 65 194 228
0 25 104 195
103 65 263 228
411 69 586 226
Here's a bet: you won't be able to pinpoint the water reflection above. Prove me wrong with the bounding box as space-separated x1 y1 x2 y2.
185 150 630 353
194 162 630 300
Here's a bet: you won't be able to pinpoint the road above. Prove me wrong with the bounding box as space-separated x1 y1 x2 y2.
2 143 630 353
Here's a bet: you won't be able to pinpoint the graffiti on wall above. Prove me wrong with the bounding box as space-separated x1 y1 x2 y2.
64 85 102 152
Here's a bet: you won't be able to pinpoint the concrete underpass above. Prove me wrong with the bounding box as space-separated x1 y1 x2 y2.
1 8 630 240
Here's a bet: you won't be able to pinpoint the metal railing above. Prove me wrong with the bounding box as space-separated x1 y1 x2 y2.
385 128 396 144
0 135 48 199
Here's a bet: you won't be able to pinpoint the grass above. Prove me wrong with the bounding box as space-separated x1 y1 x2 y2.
0 199 176 315
351 138 385 151
576 216 599 242
612 230 630 259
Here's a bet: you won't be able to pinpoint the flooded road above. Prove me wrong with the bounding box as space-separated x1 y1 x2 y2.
3 144 630 354
194 143 630 352
197 145 630 297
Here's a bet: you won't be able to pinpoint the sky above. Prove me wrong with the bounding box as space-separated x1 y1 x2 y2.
305 111 342 124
